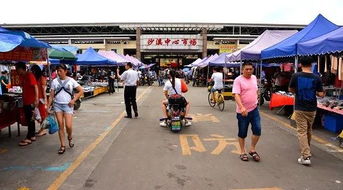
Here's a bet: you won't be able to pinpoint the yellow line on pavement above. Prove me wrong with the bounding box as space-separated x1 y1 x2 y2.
260 111 343 153
231 187 282 190
47 87 151 190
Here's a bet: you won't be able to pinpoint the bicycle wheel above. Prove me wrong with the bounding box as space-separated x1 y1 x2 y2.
217 95 225 111
208 93 216 107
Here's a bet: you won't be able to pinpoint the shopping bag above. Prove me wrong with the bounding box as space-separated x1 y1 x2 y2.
34 107 41 122
43 115 59 134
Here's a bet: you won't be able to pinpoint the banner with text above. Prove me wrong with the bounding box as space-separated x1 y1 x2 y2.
141 35 203 50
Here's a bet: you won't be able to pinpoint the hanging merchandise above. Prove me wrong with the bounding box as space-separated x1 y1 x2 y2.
317 56 320 73
325 56 328 72
339 57 343 81
331 55 338 73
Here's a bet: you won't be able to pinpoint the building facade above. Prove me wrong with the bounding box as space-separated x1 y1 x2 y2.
2 23 304 66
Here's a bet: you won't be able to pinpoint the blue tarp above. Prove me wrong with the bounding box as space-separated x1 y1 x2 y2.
0 33 23 52
298 27 343 55
261 14 339 59
76 47 117 66
0 27 50 51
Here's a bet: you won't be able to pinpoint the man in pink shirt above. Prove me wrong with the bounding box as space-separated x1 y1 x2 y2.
232 62 261 162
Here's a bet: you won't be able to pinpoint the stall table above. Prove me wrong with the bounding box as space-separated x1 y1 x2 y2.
317 103 343 133
269 93 294 110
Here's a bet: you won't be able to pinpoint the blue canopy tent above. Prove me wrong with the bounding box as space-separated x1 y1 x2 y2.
261 14 339 60
0 32 24 52
0 27 50 49
76 47 117 66
298 27 343 55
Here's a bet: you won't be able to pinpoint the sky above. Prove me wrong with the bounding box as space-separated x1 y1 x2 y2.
1 0 343 25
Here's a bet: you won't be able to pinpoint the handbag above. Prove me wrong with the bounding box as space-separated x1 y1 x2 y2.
181 79 188 93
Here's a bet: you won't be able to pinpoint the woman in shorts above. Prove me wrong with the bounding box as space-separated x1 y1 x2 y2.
47 64 83 154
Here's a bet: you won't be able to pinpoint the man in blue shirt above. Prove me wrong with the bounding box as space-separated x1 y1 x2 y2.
289 57 324 166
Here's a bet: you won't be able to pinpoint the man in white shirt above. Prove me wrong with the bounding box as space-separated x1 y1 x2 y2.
117 62 139 118
209 67 224 102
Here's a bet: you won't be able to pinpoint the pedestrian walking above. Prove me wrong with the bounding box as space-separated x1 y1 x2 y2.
117 62 139 118
289 57 324 166
232 62 261 162
108 70 115 94
47 64 83 154
16 62 39 146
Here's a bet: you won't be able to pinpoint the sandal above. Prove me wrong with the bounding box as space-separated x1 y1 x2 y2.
240 154 249 161
19 139 32 146
30 137 37 141
37 132 47 137
58 146 66 154
68 137 74 148
249 151 261 162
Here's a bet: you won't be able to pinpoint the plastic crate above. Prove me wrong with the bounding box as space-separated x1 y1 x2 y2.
323 114 343 133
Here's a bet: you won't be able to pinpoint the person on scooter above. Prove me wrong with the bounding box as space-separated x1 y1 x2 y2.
160 69 191 127
209 67 224 103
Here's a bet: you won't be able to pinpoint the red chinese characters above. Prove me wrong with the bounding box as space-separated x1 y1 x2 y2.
172 39 180 45
164 38 171 46
147 38 154 46
189 39 197 46
156 38 163 45
182 39 188 46
146 38 198 46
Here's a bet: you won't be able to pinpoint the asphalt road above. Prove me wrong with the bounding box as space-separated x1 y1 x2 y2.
0 86 342 190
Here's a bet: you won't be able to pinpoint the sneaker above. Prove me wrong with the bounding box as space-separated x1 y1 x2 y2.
160 121 167 127
298 156 311 165
185 120 192 127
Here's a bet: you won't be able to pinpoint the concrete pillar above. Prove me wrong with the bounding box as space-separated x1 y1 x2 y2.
136 27 141 60
201 28 207 58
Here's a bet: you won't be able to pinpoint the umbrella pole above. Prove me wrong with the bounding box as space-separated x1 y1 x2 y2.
46 51 52 85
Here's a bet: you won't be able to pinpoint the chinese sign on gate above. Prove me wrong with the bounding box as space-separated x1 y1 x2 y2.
141 35 203 50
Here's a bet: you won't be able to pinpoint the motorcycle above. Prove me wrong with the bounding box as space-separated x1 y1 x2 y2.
160 95 192 133
259 80 273 105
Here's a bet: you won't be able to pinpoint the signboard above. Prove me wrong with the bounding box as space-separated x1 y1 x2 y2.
0 47 47 62
160 58 182 67
219 44 237 53
141 35 202 50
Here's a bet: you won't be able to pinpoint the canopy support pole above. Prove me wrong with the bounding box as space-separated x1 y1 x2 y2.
206 65 210 86
295 56 299 73
259 60 263 108
46 50 52 85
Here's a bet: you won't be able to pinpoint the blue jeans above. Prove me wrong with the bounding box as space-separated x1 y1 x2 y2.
236 107 261 138
54 103 74 114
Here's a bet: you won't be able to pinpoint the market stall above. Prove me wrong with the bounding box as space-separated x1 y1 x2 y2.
297 26 343 133
76 47 117 98
0 27 50 136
